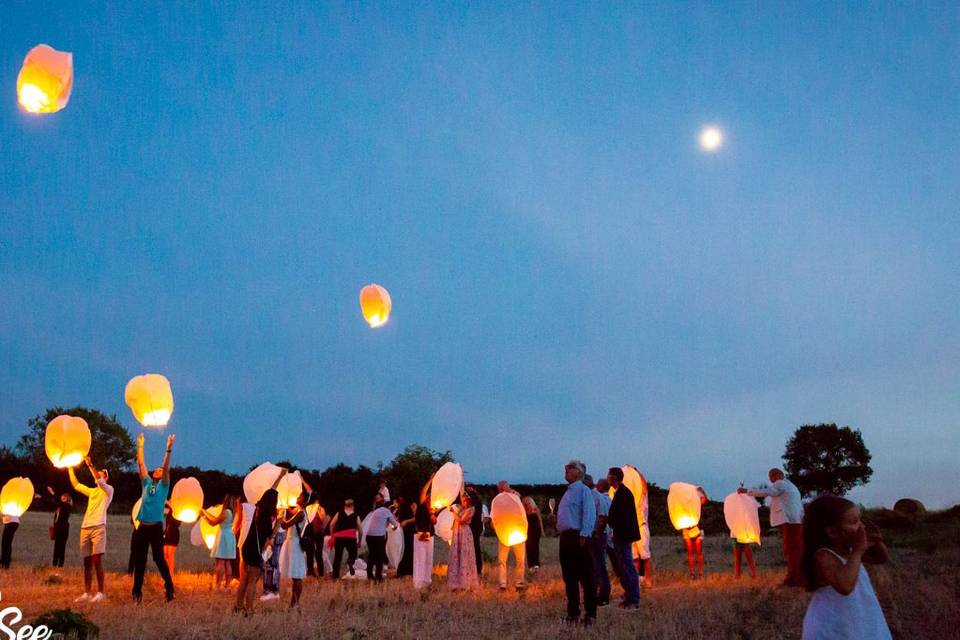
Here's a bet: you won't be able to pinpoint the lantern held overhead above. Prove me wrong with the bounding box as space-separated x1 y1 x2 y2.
667 482 703 531
170 477 204 524
125 374 174 428
359 284 392 328
243 461 286 505
724 492 762 545
1 477 35 518
276 470 303 510
429 462 463 510
490 493 528 547
17 44 73 114
45 414 91 468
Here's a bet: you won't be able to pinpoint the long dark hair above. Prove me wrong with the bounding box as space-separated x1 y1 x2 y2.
802 494 855 591
254 488 279 548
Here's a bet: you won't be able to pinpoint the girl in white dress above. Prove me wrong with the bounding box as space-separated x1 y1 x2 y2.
278 493 308 609
801 494 892 639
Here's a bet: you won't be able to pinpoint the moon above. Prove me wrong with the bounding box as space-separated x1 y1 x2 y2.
699 126 723 152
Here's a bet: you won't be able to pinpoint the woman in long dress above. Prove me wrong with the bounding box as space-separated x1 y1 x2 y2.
278 493 308 608
447 492 479 591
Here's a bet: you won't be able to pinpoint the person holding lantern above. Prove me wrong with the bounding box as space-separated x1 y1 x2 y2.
680 486 708 580
277 492 308 607
495 481 527 591
739 468 805 587
413 478 437 590
131 432 177 603
235 468 287 615
557 460 597 626
68 455 114 602
606 468 641 608
447 491 479 591
365 493 400 583
201 494 238 590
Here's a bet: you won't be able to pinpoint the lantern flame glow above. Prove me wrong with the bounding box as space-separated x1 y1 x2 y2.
1 477 35 518
125 374 174 429
45 415 91 469
359 284 392 328
17 44 73 114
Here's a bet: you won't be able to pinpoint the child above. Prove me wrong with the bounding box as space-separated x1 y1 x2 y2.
162 503 181 575
201 494 237 590
681 487 708 579
801 494 891 639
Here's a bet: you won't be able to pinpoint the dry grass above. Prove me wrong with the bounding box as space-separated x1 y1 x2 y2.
0 513 957 639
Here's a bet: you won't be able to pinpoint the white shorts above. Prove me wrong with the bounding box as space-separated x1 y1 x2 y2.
80 525 106 557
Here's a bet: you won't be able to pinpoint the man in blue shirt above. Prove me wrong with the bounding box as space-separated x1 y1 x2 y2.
588 476 613 607
131 432 176 603
556 460 597 625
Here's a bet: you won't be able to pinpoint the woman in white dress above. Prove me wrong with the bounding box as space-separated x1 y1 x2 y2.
278 493 308 609
801 494 892 639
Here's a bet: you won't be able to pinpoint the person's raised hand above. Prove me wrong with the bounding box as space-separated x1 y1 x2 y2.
137 433 144 448
853 523 868 555
166 434 175 450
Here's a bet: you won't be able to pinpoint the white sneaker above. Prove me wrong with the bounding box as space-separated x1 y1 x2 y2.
259 592 279 602
90 593 106 603
74 593 90 603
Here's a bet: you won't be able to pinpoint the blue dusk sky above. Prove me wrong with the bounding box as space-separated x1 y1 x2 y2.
1 3 958 508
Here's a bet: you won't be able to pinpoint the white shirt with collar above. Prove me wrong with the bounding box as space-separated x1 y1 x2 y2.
748 478 803 526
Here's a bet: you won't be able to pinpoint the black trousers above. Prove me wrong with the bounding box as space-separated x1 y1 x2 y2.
366 535 386 582
526 531 541 567
471 526 483 575
53 527 69 567
559 531 597 619
303 534 318 576
131 523 174 596
0 522 18 569
332 538 357 578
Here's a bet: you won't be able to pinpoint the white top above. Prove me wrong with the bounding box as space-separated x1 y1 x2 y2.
378 486 391 504
802 549 892 640
748 478 803 526
365 506 399 537
74 478 115 529
237 502 255 548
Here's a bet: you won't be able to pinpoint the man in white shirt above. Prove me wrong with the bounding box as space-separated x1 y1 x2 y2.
364 495 399 583
68 455 115 602
739 468 804 587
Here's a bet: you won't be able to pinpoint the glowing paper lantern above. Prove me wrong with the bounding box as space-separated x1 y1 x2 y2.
359 284 392 328
667 482 702 531
169 477 204 524
724 492 762 545
132 498 142 529
17 44 73 114
44 415 91 468
125 374 174 428
243 461 284 505
386 525 404 569
0 477 35 517
490 493 528 547
305 503 320 524
430 462 463 510
434 508 454 544
276 470 303 510
197 504 222 550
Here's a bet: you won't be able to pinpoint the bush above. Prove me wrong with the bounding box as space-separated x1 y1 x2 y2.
31 609 99 640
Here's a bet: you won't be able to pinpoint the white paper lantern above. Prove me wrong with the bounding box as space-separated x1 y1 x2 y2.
490 493 528 546
724 492 762 545
430 462 463 510
434 508 454 544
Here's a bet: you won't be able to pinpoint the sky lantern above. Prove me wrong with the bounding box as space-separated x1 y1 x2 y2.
434 508 454 544
17 44 73 114
196 504 222 549
490 493 528 546
125 374 174 428
1 477 34 518
44 414 91 468
387 525 404 569
699 125 723 152
169 477 204 523
668 482 703 530
724 492 762 545
276 471 303 509
430 462 463 510
243 461 285 504
359 284 392 328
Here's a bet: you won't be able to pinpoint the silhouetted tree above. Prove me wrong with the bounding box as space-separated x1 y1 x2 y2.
782 423 873 497
380 444 454 502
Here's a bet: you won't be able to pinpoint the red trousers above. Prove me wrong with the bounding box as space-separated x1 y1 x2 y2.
779 523 804 587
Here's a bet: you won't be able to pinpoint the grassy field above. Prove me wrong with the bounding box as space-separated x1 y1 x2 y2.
0 513 957 639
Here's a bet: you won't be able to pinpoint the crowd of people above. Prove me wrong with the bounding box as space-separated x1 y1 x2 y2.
0 440 893 638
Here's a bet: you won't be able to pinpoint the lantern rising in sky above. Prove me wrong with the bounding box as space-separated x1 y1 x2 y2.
359 284 392 328
1 477 35 518
429 462 463 510
44 414 91 468
699 125 723 152
169 477 204 524
17 44 73 114
125 374 174 428
667 482 703 530
490 493 528 546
